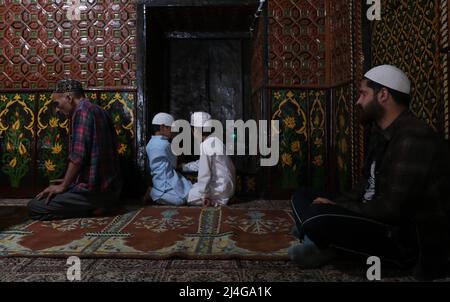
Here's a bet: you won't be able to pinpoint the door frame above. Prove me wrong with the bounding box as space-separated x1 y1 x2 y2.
135 0 266 183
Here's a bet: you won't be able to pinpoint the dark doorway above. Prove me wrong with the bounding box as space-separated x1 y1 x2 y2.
143 3 261 122
139 1 263 172
169 39 243 124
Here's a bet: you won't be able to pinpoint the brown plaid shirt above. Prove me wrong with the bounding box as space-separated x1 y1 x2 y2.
336 110 450 224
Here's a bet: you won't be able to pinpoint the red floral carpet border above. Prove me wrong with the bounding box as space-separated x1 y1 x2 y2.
0 206 297 260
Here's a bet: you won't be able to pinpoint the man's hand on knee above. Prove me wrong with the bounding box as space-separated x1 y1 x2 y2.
36 184 67 204
313 197 336 205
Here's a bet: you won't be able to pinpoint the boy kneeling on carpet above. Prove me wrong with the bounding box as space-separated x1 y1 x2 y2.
182 112 236 207
144 112 192 206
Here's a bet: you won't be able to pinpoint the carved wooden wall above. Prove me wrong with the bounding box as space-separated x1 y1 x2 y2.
8 0 438 198
371 0 441 132
266 0 359 194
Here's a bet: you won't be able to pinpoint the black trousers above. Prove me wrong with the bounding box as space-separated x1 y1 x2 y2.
27 190 121 221
291 188 418 267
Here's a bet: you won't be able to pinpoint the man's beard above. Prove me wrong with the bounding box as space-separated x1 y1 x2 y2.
357 96 385 125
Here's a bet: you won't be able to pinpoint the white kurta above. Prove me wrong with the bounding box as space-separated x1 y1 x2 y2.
187 136 236 206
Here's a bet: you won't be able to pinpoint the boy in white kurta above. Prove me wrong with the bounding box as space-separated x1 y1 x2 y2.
184 112 236 206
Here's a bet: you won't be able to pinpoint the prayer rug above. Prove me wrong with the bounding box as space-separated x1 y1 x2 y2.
0 206 297 260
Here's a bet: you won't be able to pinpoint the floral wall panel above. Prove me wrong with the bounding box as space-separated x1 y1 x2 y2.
308 90 327 189
333 84 353 192
0 93 35 192
36 92 69 188
97 91 137 195
85 91 98 105
97 91 135 158
0 90 136 197
272 89 308 188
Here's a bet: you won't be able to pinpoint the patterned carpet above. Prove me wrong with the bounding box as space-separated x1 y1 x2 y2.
0 206 296 259
0 199 447 282
0 257 420 282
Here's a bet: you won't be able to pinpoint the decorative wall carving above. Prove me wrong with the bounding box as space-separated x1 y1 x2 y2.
372 0 440 131
0 0 136 89
268 0 326 86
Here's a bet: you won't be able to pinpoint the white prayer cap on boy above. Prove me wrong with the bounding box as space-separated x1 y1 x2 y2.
190 111 211 127
152 112 174 126
364 65 411 95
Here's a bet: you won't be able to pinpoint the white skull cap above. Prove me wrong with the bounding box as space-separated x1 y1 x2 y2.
364 65 411 95
190 111 211 127
152 112 174 126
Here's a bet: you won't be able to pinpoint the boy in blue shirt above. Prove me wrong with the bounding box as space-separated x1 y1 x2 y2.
144 113 192 205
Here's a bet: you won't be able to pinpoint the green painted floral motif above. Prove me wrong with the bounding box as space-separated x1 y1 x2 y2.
1 119 31 188
40 130 67 180
0 94 34 188
309 91 326 189
37 94 69 181
101 92 134 158
112 112 131 157
86 92 97 104
272 90 307 188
